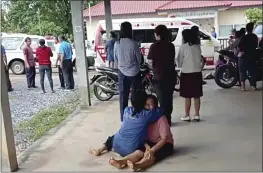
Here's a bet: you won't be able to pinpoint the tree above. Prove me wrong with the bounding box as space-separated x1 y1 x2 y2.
245 8 263 24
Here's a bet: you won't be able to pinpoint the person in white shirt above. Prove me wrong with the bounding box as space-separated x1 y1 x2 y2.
55 37 65 89
177 29 203 122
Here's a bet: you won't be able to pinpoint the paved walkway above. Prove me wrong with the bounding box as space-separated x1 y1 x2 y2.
17 81 262 171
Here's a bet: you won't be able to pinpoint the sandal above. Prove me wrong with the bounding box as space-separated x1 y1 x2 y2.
181 116 191 122
191 115 200 122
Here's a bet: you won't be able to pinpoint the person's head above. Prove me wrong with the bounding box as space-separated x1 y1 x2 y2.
120 22 133 39
240 28 246 36
145 95 158 110
110 31 117 39
58 35 66 42
154 25 169 41
55 36 59 44
191 26 200 36
231 29 236 35
25 37 31 46
212 27 215 32
246 22 254 33
182 29 197 45
131 90 148 116
234 31 242 39
39 39 45 46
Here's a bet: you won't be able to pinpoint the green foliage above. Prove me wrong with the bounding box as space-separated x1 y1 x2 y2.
245 8 263 24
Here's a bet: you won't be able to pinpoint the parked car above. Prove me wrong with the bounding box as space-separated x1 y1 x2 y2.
1 33 96 75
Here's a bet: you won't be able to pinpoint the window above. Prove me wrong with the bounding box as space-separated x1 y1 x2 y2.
254 24 262 35
234 24 246 31
46 41 55 51
2 37 23 50
219 25 233 37
133 30 146 43
20 38 40 51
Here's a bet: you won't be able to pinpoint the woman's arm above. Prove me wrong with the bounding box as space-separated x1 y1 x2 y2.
177 46 184 68
113 42 118 64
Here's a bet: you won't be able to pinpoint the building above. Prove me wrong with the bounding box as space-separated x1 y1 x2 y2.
83 0 262 40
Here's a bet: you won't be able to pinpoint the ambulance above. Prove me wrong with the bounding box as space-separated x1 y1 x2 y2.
94 17 221 68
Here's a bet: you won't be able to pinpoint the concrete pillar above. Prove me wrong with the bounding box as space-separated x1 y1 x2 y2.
104 0 113 38
1 58 18 172
70 0 92 107
214 11 219 37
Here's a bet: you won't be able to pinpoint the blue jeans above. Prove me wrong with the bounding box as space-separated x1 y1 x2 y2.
39 65 53 92
118 70 142 122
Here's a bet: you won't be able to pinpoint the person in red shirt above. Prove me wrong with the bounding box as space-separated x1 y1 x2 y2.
36 39 54 93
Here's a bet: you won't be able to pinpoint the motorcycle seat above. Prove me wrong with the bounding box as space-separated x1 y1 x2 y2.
97 67 118 73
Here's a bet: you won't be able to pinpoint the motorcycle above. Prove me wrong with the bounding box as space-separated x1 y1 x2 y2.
90 63 155 101
214 49 263 89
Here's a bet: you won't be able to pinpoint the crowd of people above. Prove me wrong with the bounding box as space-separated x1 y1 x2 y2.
1 35 75 94
89 21 204 171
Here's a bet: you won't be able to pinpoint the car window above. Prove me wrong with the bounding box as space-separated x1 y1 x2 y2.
46 41 55 51
254 24 262 35
2 37 24 50
20 38 40 51
199 31 210 40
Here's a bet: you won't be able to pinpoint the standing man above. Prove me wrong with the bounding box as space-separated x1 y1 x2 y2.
211 27 217 38
105 31 117 68
23 37 37 89
238 22 259 91
59 35 74 91
1 45 13 92
36 39 54 93
55 37 65 89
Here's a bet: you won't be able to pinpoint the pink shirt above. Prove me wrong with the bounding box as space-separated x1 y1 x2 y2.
147 116 174 144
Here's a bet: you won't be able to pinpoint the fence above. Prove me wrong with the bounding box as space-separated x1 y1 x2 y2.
218 38 229 49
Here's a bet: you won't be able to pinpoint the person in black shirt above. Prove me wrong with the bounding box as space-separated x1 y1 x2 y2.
238 22 259 91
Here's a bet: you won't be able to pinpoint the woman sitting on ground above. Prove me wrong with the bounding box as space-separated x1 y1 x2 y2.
89 94 174 172
88 91 163 164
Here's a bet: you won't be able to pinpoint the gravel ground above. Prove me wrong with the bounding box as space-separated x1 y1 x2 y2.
8 74 83 153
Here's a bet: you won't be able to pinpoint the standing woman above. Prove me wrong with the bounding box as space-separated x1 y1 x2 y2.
147 25 176 126
177 29 203 121
114 22 142 122
105 31 117 68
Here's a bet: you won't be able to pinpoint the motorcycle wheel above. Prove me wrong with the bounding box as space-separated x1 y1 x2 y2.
174 75 180 92
214 64 237 89
93 76 114 101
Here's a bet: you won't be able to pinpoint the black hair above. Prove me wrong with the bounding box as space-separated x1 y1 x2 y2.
246 22 254 33
239 28 246 36
119 22 133 39
39 39 45 46
59 35 66 41
235 31 242 38
212 27 215 30
131 90 148 116
147 94 158 107
154 25 169 41
182 29 198 45
55 36 59 41
110 31 117 39
191 26 201 45
25 37 31 42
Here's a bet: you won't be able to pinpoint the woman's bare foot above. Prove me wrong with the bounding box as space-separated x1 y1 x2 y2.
109 157 126 169
127 160 142 172
88 148 101 156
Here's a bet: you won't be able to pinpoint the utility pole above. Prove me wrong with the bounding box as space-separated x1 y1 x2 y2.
70 0 91 107
104 0 112 39
37 8 41 35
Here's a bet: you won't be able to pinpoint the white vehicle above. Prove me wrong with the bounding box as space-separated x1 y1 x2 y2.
94 17 221 68
1 34 96 75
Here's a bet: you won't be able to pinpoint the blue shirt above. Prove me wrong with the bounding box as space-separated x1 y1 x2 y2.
112 107 163 156
211 31 217 38
59 41 73 60
1 45 6 57
105 39 116 62
114 38 141 76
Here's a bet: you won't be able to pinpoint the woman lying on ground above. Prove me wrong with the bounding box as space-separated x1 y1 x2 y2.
89 94 174 172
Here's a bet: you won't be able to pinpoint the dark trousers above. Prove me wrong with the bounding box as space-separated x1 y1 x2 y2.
58 66 65 88
239 58 257 87
118 70 142 122
5 67 12 91
62 59 75 89
39 65 53 92
154 79 176 125
25 66 36 88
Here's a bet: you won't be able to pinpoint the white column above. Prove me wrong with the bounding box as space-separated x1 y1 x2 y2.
214 10 219 37
104 0 113 39
1 57 18 172
70 0 92 107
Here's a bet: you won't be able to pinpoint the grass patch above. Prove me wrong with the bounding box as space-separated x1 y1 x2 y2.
16 97 80 142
